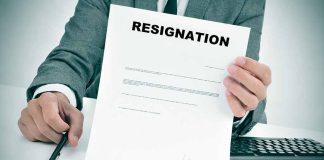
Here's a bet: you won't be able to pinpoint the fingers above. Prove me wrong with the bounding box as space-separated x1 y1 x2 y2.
223 56 271 116
66 107 84 147
38 92 70 133
227 64 267 101
19 109 51 142
18 118 36 142
224 77 259 111
28 99 62 143
225 90 246 117
234 56 272 86
18 91 84 146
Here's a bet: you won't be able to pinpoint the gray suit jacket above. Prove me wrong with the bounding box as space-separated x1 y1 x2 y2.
27 0 267 133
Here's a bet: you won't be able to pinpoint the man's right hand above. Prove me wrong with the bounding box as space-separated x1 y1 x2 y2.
18 92 84 147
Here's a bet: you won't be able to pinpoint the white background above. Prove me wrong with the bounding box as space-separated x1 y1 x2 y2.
0 0 323 132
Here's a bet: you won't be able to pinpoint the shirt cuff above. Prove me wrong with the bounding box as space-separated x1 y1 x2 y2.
233 111 249 128
33 84 77 107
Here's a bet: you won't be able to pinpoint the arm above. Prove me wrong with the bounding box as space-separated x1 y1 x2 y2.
27 0 111 110
19 0 111 145
227 0 269 135
235 0 265 61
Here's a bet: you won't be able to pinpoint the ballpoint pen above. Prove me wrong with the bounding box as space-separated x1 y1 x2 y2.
49 132 69 160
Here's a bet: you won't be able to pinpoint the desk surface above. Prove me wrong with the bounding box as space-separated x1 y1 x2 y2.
1 84 323 159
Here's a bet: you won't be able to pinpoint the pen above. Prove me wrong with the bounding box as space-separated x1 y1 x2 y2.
49 132 69 160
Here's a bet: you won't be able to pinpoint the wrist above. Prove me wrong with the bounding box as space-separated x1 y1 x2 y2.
52 91 70 104
32 84 77 107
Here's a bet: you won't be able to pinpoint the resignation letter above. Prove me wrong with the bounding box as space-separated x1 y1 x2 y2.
86 5 250 160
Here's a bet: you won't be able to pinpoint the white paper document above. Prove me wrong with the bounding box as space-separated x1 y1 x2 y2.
86 4 250 160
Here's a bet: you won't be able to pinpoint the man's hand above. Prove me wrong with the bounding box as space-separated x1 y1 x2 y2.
18 92 84 147
224 56 271 118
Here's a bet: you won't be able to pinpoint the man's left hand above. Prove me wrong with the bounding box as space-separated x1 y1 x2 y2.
223 56 271 118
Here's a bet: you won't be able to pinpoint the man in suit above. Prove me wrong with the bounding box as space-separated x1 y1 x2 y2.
18 0 271 147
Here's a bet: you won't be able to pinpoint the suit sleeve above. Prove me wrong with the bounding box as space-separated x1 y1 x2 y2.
233 0 267 134
234 0 265 61
26 0 111 110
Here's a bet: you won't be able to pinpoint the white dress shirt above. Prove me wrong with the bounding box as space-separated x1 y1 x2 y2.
33 0 189 107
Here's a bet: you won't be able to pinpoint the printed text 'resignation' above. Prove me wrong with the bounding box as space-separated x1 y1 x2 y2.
132 21 230 47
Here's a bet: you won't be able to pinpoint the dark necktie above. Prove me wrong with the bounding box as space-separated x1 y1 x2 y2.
163 0 177 15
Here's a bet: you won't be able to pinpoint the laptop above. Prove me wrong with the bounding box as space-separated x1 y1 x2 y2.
231 111 324 160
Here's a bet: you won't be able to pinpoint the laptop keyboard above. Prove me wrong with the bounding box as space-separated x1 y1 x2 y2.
231 137 324 157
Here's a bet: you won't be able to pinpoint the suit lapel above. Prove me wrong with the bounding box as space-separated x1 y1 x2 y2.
135 0 157 11
184 0 210 19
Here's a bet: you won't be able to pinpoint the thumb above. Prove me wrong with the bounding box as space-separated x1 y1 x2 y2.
65 106 84 147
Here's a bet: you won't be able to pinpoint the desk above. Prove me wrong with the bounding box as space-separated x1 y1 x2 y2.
1 84 324 159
